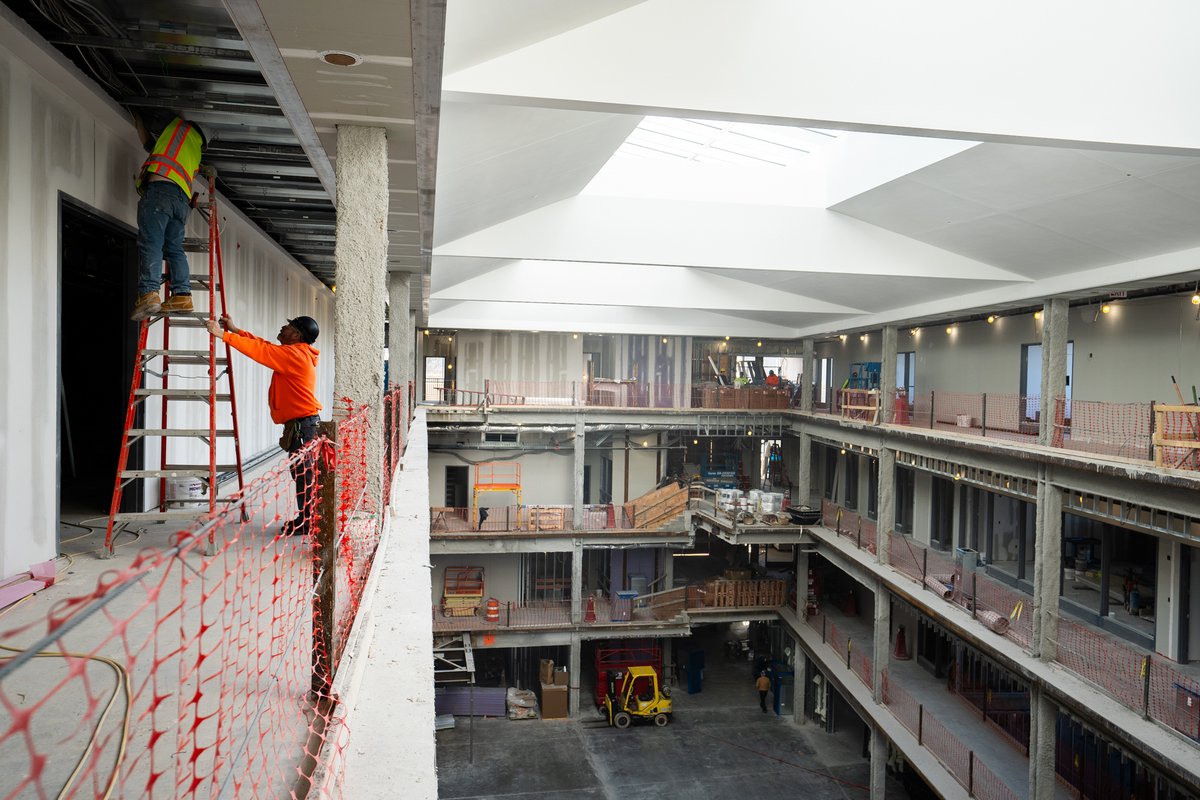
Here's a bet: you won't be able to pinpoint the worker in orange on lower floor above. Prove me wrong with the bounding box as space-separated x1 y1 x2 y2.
204 313 322 536
765 370 780 388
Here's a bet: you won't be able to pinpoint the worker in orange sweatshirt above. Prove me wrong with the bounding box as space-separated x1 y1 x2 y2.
204 313 322 536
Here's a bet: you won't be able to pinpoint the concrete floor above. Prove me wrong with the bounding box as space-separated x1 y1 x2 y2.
436 625 910 799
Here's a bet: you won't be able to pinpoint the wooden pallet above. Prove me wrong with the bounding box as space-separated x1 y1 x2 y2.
623 481 688 529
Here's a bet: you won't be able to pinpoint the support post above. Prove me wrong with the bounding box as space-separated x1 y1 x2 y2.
568 632 582 718
981 393 988 438
872 580 889 704
1038 298 1069 447
869 724 888 799
798 432 814 508
571 541 583 624
877 448 895 565
387 273 412 392
879 325 897 425
312 421 337 697
1028 684 1057 800
1031 467 1063 660
929 390 936 429
573 416 585 529
334 124 389 512
801 338 815 412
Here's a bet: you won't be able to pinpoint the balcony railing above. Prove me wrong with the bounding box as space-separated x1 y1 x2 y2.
430 380 795 411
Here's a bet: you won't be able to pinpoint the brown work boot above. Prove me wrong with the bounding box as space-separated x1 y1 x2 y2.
159 294 194 314
131 292 161 321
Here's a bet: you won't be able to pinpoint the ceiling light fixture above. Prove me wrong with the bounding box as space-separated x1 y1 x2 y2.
573 333 579 339
839 448 846 455
319 50 363 67
859 334 867 343
910 328 919 336
1034 311 1043 321
724 336 731 341
423 330 429 336
662 337 668 343
946 325 955 334
839 334 847 342
987 315 996 324
1101 303 1112 314
756 341 763 347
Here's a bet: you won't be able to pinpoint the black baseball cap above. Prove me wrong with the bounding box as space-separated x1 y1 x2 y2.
288 315 319 344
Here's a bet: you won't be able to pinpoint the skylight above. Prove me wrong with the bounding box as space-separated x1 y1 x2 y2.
616 117 841 168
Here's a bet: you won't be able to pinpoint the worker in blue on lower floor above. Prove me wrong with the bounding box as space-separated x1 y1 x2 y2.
131 111 208 321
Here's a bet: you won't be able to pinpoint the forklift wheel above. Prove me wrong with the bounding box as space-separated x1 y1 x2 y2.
613 711 632 729
653 713 669 727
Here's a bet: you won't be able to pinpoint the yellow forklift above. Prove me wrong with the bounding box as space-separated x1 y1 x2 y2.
603 665 673 728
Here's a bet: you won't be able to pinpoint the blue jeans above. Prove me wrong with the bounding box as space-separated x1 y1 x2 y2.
137 180 192 296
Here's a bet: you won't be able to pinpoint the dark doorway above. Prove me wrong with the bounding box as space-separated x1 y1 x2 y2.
58 197 142 525
444 465 468 508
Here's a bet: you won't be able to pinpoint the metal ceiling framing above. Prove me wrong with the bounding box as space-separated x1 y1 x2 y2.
6 0 338 282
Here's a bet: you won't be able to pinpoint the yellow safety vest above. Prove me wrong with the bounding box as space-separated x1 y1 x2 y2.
137 117 203 196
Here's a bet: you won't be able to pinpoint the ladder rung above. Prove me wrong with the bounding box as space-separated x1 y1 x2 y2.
121 469 212 479
159 318 211 328
114 510 209 523
134 389 233 401
182 238 211 252
164 463 242 472
166 496 240 504
128 429 237 438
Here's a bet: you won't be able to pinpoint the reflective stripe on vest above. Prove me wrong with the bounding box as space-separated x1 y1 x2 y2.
138 118 202 196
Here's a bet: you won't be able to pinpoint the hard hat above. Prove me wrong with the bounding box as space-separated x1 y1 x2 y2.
288 315 320 344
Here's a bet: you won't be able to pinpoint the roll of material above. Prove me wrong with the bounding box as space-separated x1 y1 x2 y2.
924 575 953 599
977 609 1011 634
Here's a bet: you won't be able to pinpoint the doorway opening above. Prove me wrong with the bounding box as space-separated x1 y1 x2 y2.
58 197 142 530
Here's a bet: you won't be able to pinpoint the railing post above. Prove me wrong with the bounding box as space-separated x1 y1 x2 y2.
929 390 936 429
846 638 852 669
981 393 988 438
922 549 928 582
856 522 862 550
972 573 978 619
822 615 827 644
968 751 975 797
1142 654 1152 720
918 704 924 745
312 421 338 698
572 380 577 406
1148 400 1156 461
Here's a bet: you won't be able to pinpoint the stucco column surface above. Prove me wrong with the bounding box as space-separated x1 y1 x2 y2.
387 273 412 392
334 125 389 512
879 326 897 425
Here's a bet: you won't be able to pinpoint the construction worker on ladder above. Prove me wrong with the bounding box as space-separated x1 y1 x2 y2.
204 313 322 536
131 111 208 321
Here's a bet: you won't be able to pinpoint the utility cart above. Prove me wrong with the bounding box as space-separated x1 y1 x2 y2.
441 566 485 617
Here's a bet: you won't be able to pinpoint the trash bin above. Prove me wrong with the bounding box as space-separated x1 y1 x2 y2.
611 590 637 621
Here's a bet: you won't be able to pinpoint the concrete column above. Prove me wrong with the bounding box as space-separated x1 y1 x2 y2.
409 310 418 393
872 581 889 703
798 432 814 507
1028 683 1057 800
1031 467 1063 660
661 638 674 688
876 448 895 564
573 417 585 528
334 125 389 511
662 546 675 590
387 273 411 392
568 632 582 717
570 541 583 624
870 725 888 799
793 645 808 724
879 326 897 425
801 338 815 412
1038 298 1069 447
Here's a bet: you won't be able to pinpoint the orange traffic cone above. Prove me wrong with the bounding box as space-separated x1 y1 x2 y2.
584 595 597 623
893 624 911 660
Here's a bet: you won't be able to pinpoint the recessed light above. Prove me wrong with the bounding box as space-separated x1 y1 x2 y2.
1034 311 1043 321
1101 303 1111 314
987 315 996 324
319 50 363 67
756 341 763 347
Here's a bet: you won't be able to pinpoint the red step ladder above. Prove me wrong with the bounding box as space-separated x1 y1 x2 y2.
104 173 246 555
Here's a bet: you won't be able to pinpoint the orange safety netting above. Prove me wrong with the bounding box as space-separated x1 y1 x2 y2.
0 390 403 799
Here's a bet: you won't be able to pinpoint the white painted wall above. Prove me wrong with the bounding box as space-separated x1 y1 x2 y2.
0 14 333 579
428 447 575 507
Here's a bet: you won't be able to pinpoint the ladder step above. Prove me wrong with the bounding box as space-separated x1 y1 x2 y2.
164 463 241 472
121 469 211 479
141 349 229 366
114 510 209 523
134 388 233 401
159 318 211 329
128 429 237 438
182 238 211 252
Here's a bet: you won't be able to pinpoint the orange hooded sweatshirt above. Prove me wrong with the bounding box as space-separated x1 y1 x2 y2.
223 330 321 424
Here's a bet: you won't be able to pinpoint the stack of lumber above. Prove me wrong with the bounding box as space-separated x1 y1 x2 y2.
702 579 787 609
623 481 688 529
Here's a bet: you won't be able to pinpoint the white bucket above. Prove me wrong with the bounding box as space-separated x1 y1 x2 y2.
168 477 206 502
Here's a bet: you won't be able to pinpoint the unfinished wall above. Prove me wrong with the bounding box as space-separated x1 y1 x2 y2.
430 552 521 605
428 447 575 507
0 14 333 579
815 294 1200 405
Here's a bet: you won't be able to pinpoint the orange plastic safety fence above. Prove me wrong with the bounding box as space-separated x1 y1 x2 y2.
1053 617 1147 713
1056 398 1153 461
971 758 1022 800
1 394 403 799
880 669 920 735
1156 405 1200 470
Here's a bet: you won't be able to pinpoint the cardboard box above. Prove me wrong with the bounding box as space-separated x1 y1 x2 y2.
539 658 555 685
540 683 568 719
553 668 568 686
